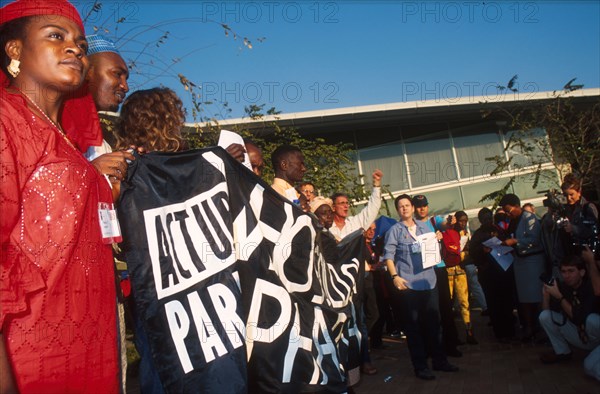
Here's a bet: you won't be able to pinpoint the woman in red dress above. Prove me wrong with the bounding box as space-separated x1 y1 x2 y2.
0 1 120 391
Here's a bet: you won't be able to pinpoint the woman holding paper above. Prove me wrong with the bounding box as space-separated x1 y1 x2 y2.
500 193 545 342
383 194 458 380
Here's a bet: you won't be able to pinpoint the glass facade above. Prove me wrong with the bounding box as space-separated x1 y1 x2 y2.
504 127 549 168
358 142 408 192
511 169 560 199
404 132 457 188
355 124 558 215
424 187 463 215
452 127 504 180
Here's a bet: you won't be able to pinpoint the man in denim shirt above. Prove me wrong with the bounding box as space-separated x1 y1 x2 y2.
384 194 459 380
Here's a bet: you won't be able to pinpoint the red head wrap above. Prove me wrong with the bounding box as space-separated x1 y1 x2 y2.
0 0 103 152
0 0 84 32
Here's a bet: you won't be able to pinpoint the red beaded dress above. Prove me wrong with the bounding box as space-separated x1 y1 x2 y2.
0 88 119 392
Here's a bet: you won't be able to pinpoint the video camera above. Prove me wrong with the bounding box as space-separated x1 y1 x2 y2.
540 189 568 227
540 189 567 216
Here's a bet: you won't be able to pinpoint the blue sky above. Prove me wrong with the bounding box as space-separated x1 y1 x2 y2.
73 0 600 121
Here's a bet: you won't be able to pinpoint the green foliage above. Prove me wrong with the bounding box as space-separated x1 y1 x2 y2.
480 76 600 206
190 110 369 203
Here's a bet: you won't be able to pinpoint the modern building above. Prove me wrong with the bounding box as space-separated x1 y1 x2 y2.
200 88 598 222
101 88 598 222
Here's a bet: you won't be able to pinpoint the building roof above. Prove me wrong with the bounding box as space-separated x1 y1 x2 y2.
194 87 600 135
100 88 599 136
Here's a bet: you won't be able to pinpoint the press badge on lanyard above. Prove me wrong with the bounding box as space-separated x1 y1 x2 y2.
410 241 421 254
98 202 122 244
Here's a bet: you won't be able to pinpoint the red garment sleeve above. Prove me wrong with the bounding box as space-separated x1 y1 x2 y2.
0 110 45 328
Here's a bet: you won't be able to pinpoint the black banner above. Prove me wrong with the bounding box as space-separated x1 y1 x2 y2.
118 148 362 393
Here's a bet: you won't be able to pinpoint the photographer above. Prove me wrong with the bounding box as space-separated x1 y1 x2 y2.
538 254 600 380
582 246 600 380
560 173 599 254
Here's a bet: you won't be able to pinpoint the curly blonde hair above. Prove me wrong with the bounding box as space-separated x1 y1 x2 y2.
115 87 185 152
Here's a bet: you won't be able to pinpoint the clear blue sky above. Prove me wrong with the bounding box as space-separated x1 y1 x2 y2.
74 0 600 121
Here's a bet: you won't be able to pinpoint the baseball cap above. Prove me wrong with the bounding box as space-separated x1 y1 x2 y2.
413 194 429 208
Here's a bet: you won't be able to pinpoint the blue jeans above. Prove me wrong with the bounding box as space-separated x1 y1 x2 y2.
465 264 487 310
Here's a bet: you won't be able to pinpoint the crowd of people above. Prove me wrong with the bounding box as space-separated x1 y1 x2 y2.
268 138 600 385
1 0 599 392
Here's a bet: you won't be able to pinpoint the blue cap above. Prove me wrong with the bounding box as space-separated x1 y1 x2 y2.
86 34 120 56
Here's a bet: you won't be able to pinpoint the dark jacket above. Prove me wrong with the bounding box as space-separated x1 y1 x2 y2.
555 277 600 327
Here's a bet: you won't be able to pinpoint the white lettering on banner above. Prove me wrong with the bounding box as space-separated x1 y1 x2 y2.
341 258 360 298
282 304 319 384
129 149 363 387
202 150 227 177
233 183 313 265
187 290 228 363
164 283 246 374
245 279 292 360
207 283 246 349
232 184 319 294
322 257 359 308
313 307 342 385
282 305 348 385
144 182 236 299
345 303 361 346
272 204 316 293
329 311 348 344
165 300 194 373
232 184 281 261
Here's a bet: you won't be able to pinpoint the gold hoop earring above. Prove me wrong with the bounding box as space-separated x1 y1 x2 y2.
7 59 20 78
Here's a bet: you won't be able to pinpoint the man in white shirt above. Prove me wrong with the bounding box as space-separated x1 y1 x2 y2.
329 169 383 241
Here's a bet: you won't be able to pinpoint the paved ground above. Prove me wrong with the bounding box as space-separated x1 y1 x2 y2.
126 311 599 393
354 312 599 394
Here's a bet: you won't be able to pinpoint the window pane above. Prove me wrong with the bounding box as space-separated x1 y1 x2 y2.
358 143 409 192
405 133 457 187
420 187 463 215
461 180 508 209
452 127 504 179
504 128 549 168
512 169 560 200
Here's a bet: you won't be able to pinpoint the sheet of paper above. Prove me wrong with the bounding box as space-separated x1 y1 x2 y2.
218 129 251 170
417 232 441 269
482 236 502 248
495 245 514 255
490 247 514 271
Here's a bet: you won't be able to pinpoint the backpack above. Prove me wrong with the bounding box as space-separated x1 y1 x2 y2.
441 228 462 267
